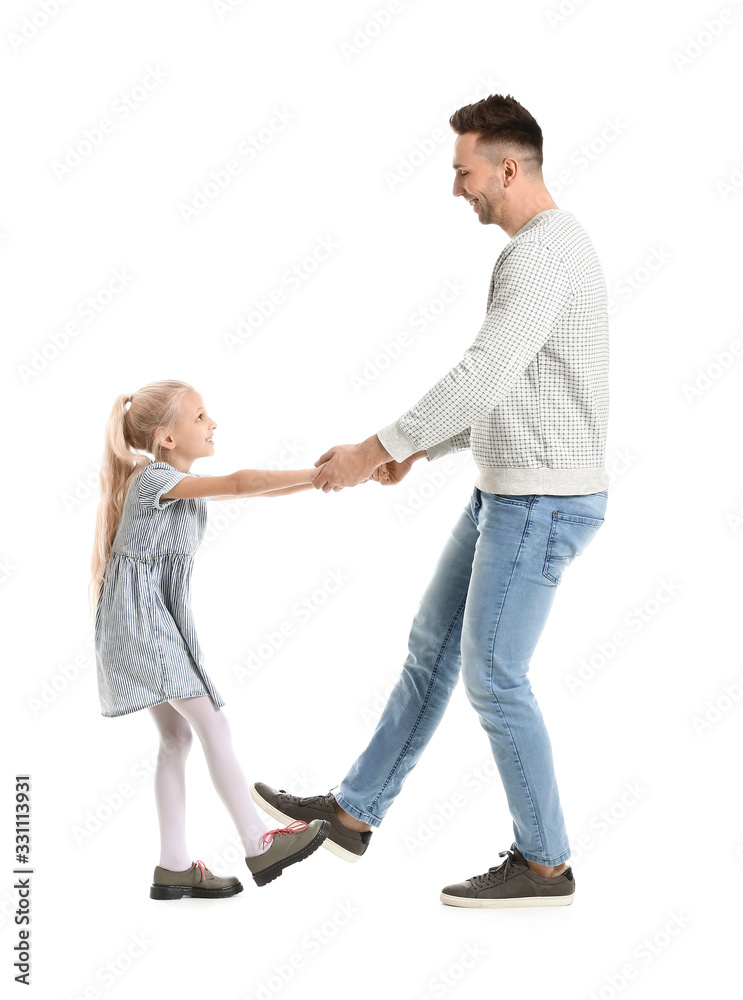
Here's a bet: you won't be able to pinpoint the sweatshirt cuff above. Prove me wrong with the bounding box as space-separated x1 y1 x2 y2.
376 419 420 463
424 439 452 462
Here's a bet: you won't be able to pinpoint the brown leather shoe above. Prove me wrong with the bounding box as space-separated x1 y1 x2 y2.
149 860 243 900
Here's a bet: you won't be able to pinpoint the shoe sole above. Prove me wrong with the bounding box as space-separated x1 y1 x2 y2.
250 819 331 887
439 891 574 908
250 783 364 864
149 883 243 900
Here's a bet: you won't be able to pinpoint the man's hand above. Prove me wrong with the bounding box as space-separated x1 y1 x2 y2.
313 435 392 493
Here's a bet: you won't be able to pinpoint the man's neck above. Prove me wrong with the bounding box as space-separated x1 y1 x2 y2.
503 194 560 238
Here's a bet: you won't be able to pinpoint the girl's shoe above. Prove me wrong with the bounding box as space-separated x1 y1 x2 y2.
250 782 372 862
245 819 330 886
149 860 243 900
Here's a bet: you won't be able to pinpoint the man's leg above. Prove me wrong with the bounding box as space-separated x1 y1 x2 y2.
334 488 482 828
460 491 606 868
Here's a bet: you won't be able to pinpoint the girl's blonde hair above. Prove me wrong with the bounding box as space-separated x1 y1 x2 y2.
89 379 195 614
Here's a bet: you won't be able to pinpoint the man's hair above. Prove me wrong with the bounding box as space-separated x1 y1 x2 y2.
449 93 544 176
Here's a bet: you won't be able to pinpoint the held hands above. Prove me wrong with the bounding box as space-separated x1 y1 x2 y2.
311 444 367 492
311 437 386 493
311 441 418 493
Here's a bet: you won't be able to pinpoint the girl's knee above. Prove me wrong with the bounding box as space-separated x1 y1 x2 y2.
190 707 232 750
159 725 194 758
210 709 232 744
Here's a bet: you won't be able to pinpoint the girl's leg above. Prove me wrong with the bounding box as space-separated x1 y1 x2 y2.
148 702 194 871
167 696 271 857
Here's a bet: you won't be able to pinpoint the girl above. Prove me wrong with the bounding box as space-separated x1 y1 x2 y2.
89 379 331 898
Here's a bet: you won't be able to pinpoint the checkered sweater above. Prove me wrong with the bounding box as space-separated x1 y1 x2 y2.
376 209 609 495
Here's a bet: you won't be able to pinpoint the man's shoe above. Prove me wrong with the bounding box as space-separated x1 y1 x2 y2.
150 860 243 900
245 819 330 886
440 847 575 908
250 782 372 863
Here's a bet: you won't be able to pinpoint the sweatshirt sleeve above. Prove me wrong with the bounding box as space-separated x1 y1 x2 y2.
425 428 472 462
376 242 575 463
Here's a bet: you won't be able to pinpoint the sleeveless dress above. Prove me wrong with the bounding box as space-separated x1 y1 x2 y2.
94 461 226 717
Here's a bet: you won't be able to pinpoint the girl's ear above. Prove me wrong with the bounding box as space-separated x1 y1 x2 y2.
154 427 172 452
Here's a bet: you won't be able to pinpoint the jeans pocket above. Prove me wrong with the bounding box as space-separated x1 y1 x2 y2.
543 512 605 585
484 493 533 507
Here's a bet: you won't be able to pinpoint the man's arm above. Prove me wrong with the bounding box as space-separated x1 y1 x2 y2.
375 243 574 463
311 246 573 492
423 428 471 463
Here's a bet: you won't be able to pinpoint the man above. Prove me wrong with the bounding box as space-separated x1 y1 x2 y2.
251 93 609 907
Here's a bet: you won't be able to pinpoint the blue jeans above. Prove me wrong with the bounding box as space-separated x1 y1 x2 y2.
335 485 608 866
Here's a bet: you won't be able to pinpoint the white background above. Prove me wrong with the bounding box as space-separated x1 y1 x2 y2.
3 0 742 997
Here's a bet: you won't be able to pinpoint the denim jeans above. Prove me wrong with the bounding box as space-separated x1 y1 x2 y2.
335 485 608 866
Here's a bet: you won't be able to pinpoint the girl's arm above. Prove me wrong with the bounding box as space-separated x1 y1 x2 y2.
161 466 323 503
209 482 316 500
248 482 316 499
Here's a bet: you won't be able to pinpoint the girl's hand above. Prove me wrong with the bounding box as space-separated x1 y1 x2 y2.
369 464 390 483
370 458 415 485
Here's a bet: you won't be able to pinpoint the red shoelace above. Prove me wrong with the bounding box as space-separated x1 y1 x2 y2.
260 820 308 851
194 860 207 882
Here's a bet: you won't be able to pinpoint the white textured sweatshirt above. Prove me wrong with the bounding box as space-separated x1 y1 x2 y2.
376 208 609 495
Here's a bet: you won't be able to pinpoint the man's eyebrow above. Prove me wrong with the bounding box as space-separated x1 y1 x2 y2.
452 163 469 169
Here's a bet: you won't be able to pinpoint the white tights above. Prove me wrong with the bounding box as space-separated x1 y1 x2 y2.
148 696 272 871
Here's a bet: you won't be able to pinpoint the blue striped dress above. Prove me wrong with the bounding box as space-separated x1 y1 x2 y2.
95 461 226 717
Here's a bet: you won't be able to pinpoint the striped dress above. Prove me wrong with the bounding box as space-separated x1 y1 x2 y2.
94 461 225 718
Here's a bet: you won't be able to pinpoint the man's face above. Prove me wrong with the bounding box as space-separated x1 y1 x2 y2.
451 131 507 226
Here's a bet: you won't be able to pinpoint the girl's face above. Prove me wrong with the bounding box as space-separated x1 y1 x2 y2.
160 389 217 465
